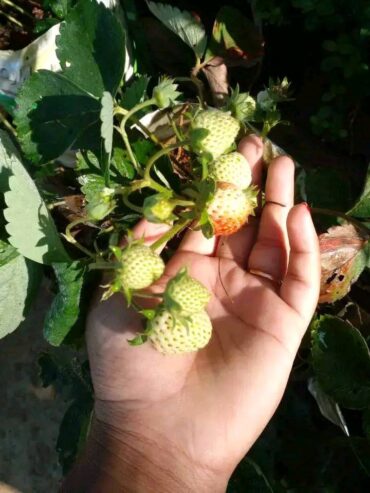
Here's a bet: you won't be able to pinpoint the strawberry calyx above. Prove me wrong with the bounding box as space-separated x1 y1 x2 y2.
152 77 182 109
163 267 211 315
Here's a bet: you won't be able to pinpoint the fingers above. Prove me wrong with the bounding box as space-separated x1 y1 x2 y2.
213 134 264 264
120 219 171 253
176 227 217 256
237 134 264 187
280 204 320 322
247 156 295 282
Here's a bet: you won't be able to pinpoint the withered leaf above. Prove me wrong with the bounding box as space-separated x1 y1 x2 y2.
319 224 369 303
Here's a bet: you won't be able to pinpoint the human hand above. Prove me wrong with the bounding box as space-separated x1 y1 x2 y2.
64 135 320 493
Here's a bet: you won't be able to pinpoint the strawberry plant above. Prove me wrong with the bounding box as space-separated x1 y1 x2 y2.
1 0 370 489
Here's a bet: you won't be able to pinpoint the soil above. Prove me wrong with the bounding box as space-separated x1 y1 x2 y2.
0 282 67 493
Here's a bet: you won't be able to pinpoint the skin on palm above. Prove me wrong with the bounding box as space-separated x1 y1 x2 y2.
84 134 320 487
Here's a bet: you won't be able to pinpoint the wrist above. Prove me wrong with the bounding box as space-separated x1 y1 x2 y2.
62 414 228 493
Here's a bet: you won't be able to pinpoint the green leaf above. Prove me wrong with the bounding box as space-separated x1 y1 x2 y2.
38 352 93 401
348 437 370 477
348 164 370 218
43 0 75 19
77 149 135 184
132 139 156 166
56 0 125 97
305 167 353 211
111 147 135 180
78 174 106 202
312 315 370 409
57 397 93 474
38 351 94 472
75 150 100 173
206 6 263 63
227 457 274 493
0 240 30 339
0 130 69 264
44 262 86 346
100 92 114 155
0 94 16 115
15 71 101 164
305 167 354 229
15 0 126 164
0 239 18 267
362 408 370 440
33 17 60 35
147 1 207 60
121 75 150 110
308 377 349 434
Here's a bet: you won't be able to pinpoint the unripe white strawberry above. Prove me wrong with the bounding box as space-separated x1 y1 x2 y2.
191 110 240 159
209 152 252 189
206 183 258 236
119 244 164 290
148 309 212 354
164 268 211 315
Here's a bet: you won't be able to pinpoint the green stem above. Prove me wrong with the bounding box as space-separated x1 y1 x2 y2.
122 175 167 194
191 62 208 108
0 0 33 18
171 198 194 207
167 112 183 141
144 141 190 186
174 75 205 108
151 219 192 251
115 107 162 147
118 99 156 172
245 122 266 142
200 157 209 181
122 190 143 214
134 292 164 299
47 200 66 210
311 207 370 237
89 261 121 271
0 7 23 27
64 218 96 258
0 112 17 136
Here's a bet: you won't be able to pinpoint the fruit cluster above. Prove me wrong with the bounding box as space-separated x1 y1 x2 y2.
191 110 258 237
76 81 260 354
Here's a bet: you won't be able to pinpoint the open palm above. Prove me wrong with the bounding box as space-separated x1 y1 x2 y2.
86 135 320 482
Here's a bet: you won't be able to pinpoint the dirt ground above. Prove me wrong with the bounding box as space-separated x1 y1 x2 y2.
0 284 67 493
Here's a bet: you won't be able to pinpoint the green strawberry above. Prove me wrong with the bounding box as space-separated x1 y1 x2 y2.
191 109 240 159
209 152 252 189
148 308 213 354
164 268 211 315
119 243 165 290
225 86 256 122
86 187 116 221
206 183 258 236
143 193 176 223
